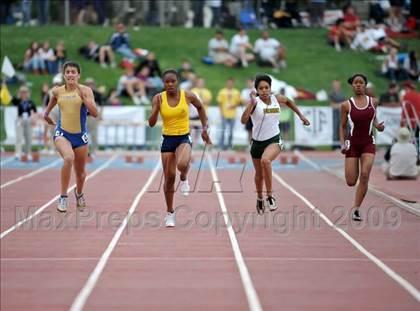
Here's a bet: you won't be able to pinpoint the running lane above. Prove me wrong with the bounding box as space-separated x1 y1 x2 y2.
215 154 419 310
1 155 161 310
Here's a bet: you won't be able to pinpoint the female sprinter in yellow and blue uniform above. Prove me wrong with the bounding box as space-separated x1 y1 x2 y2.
149 69 212 227
44 61 98 212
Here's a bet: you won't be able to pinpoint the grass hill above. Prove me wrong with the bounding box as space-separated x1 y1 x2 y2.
1 25 418 107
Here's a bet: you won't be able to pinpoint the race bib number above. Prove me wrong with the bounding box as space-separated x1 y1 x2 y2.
54 130 63 138
82 133 89 143
372 136 376 145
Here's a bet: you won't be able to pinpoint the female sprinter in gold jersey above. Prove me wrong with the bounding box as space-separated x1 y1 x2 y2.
149 69 212 227
44 61 98 212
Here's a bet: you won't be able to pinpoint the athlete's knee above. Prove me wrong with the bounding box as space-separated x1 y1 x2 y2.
346 177 357 187
359 171 370 184
261 157 271 167
63 154 74 164
177 161 189 172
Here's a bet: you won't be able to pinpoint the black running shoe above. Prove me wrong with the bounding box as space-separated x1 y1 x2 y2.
352 209 362 221
256 198 265 215
266 196 277 211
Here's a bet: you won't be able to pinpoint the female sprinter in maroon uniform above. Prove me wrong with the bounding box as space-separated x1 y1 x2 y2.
340 74 385 221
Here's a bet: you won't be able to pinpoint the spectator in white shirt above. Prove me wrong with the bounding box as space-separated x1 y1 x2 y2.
208 30 237 67
350 25 383 52
38 41 57 74
116 67 149 105
254 30 287 71
382 127 419 180
229 28 255 67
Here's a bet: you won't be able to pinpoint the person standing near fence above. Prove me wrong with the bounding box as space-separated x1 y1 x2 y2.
217 77 241 150
44 61 98 213
148 69 212 227
12 85 38 161
340 73 385 221
241 74 310 214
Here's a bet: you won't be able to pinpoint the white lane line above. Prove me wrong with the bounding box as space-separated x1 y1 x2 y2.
294 150 420 217
1 159 62 189
0 154 119 239
272 171 420 303
2 257 420 263
69 160 161 311
207 152 262 311
0 157 15 167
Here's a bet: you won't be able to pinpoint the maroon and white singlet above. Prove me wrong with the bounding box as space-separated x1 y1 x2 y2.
346 96 376 158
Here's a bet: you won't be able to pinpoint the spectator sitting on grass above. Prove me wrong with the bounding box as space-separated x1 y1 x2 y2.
38 41 57 74
379 82 400 107
382 47 407 82
136 66 160 98
328 19 351 51
135 52 163 90
230 27 255 68
109 22 140 61
207 30 237 67
403 51 419 81
178 60 195 83
54 41 67 72
254 30 286 71
23 41 45 74
116 67 149 105
350 24 386 53
342 5 360 40
79 40 116 68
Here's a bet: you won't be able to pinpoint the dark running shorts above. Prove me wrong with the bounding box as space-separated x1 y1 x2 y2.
345 136 376 158
250 134 282 159
161 133 192 153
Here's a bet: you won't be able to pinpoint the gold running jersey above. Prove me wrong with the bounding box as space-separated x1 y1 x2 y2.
160 90 189 135
56 86 87 133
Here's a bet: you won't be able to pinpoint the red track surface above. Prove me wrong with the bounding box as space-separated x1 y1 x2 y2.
1 152 419 310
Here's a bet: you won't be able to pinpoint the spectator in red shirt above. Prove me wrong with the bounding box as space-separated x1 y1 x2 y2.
343 5 360 40
401 80 420 158
401 81 420 128
328 18 352 51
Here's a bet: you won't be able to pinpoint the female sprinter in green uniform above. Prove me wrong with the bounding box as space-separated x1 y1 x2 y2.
149 69 212 227
44 61 98 212
241 74 310 214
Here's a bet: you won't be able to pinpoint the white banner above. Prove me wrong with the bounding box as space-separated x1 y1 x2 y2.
98 107 146 146
294 107 333 146
2 106 146 146
375 107 402 145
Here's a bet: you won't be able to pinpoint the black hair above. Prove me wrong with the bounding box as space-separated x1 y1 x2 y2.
254 74 272 90
347 73 367 85
335 18 344 26
162 68 179 80
63 61 81 74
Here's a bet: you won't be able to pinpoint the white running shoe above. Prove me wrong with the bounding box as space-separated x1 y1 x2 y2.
74 188 86 210
57 196 68 212
165 212 176 227
267 196 277 211
180 179 190 197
